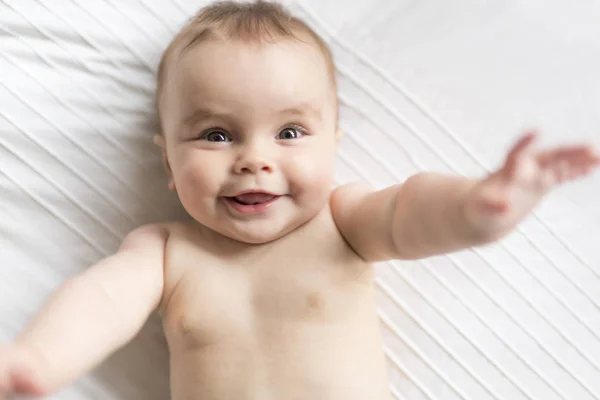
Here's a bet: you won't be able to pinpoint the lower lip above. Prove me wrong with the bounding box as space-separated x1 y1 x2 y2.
224 195 281 214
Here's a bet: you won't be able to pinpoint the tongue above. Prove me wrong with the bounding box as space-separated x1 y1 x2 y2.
235 193 275 205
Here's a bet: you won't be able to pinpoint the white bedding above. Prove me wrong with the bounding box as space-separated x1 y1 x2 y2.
1 1 599 399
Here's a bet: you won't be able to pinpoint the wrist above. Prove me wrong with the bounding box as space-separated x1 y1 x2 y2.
459 179 500 244
459 181 479 235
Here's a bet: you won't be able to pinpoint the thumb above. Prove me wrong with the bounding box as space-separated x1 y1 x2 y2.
503 131 538 179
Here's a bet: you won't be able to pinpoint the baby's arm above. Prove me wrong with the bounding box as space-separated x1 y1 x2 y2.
0 224 168 398
332 132 600 261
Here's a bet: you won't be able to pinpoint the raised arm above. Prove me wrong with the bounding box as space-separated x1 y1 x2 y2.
332 132 600 262
0 224 168 398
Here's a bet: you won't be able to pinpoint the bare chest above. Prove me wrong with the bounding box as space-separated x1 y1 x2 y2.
160 222 373 348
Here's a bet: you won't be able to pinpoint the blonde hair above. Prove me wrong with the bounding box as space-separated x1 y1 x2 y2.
156 0 336 133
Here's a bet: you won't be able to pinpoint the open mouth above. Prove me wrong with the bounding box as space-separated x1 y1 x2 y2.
229 192 277 205
224 191 281 214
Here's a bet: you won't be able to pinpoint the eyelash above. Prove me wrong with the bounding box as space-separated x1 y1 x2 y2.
200 129 231 142
198 124 309 142
278 124 308 140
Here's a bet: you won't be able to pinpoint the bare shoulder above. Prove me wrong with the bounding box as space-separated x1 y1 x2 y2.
330 182 375 209
117 221 197 267
123 219 203 244
119 221 195 314
119 222 175 252
329 182 375 255
330 182 401 262
330 182 376 236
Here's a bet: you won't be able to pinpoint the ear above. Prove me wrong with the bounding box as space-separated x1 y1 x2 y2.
153 135 176 191
335 127 344 142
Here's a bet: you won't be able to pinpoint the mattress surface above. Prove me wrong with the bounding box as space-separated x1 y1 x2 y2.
1 1 599 399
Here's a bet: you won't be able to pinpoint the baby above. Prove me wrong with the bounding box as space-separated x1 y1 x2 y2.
1 1 599 399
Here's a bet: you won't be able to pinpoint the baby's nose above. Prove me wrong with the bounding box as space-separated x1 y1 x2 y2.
233 151 273 174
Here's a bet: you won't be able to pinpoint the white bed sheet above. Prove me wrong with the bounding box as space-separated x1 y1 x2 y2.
1 1 599 399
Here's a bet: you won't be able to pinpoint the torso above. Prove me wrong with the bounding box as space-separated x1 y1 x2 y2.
159 207 390 400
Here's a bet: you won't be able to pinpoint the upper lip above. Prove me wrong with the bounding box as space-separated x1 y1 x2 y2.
228 190 280 197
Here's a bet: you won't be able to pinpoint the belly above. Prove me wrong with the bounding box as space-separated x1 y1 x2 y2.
166 296 390 400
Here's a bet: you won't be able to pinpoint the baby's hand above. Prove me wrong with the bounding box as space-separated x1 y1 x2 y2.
0 344 44 399
464 131 600 239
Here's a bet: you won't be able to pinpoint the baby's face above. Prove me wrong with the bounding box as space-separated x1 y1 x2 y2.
160 37 340 243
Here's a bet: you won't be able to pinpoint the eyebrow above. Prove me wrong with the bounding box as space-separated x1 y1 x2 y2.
182 107 228 127
182 103 322 127
279 103 322 120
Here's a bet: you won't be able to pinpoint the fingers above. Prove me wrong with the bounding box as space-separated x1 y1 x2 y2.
553 161 596 184
537 145 600 168
537 144 600 183
503 129 599 184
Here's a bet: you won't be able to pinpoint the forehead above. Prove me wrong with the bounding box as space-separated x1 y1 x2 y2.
171 37 335 115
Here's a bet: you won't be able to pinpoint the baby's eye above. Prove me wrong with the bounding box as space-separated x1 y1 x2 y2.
202 130 231 142
277 126 305 140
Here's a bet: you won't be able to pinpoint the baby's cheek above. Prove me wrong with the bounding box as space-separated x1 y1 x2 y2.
288 150 335 198
176 157 222 198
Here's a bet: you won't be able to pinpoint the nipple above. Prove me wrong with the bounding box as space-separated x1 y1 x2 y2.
306 292 325 310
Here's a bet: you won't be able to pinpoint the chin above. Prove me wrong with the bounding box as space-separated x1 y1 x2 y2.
223 221 297 245
231 233 282 245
